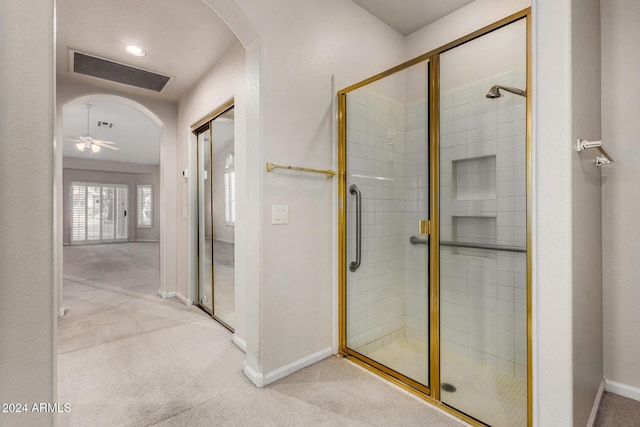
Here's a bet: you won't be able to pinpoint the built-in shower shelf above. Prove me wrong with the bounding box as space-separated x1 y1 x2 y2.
452 155 496 200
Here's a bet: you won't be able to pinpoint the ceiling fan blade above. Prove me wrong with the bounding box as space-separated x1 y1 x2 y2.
65 138 83 142
92 140 120 150
92 138 118 146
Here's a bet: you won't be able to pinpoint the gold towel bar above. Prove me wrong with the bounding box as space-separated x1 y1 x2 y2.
266 162 336 178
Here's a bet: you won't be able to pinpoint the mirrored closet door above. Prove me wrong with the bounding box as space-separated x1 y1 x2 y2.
194 103 236 331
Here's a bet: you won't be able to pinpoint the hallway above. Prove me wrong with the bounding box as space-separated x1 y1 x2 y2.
58 243 462 426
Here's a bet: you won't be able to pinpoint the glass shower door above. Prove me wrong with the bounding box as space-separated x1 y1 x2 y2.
342 59 431 391
438 18 528 427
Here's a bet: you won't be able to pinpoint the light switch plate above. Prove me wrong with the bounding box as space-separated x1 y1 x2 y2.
272 205 288 225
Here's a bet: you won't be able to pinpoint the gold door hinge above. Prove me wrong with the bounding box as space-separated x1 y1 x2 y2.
418 220 430 235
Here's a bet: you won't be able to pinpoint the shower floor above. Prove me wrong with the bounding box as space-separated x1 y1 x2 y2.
363 338 526 427
365 337 429 387
440 352 527 427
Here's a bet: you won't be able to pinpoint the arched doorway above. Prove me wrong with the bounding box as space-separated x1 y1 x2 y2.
55 94 166 314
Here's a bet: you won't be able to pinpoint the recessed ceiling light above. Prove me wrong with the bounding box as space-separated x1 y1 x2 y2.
125 45 146 57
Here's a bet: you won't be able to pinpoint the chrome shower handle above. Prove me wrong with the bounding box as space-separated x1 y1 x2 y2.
349 184 361 272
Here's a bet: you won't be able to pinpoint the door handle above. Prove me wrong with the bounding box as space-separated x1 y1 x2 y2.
349 184 361 272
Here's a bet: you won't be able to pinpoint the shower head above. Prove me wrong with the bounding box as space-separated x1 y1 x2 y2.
486 85 526 99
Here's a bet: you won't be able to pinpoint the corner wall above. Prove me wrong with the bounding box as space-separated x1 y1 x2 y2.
535 0 605 425
235 0 406 377
177 41 246 337
571 0 604 424
0 1 56 425
602 0 640 400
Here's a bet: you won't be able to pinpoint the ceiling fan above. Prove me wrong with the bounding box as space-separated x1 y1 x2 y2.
66 104 120 153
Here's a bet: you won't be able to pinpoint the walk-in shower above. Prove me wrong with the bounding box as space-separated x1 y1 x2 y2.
338 10 531 427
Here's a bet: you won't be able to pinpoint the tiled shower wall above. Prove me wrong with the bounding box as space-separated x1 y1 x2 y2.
345 88 407 354
346 84 431 355
439 69 528 379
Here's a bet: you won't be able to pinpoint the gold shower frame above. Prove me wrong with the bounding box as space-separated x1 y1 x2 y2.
337 8 532 427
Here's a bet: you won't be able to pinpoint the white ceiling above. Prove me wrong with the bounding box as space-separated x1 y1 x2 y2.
58 0 477 166
352 0 476 36
56 0 238 102
63 101 161 165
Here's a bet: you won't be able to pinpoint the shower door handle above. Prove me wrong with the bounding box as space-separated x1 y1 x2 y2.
349 184 361 272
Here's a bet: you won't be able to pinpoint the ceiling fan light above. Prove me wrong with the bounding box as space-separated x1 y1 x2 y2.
91 144 101 154
75 142 86 152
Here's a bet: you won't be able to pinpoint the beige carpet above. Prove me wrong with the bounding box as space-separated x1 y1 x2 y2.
58 242 464 426
595 392 640 427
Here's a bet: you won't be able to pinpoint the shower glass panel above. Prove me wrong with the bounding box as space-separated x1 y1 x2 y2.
197 129 214 313
438 18 528 427
344 59 430 389
211 108 235 330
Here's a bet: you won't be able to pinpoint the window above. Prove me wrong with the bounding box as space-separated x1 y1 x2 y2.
71 182 128 243
137 184 153 228
224 153 235 225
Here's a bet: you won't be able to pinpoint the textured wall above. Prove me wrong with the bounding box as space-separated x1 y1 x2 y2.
571 0 604 425
602 0 640 400
0 1 56 425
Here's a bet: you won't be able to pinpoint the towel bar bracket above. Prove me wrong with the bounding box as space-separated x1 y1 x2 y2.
576 139 614 167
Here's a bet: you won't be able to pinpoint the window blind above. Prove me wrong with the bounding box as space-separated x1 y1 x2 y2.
137 184 153 228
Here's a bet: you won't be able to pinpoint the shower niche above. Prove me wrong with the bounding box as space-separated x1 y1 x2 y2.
339 10 530 427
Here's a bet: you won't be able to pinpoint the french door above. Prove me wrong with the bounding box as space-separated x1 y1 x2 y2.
71 182 129 244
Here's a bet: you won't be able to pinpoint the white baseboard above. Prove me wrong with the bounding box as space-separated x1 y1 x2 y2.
243 362 264 387
232 334 246 352
176 292 193 306
588 379 606 427
605 379 640 402
243 347 334 388
264 347 334 386
58 305 66 317
157 289 176 299
135 239 159 243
